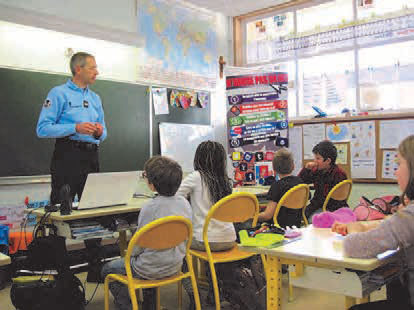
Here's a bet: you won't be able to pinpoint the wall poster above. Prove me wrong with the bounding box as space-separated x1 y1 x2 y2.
226 71 288 186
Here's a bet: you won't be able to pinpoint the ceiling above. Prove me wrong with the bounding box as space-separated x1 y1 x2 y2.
183 0 290 17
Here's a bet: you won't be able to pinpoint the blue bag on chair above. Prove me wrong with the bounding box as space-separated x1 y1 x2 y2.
0 225 9 255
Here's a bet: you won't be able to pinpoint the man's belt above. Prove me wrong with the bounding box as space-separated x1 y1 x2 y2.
57 138 98 151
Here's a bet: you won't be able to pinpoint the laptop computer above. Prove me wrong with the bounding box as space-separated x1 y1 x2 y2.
76 171 139 210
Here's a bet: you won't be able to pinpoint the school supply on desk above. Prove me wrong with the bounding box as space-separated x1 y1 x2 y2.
284 226 302 238
312 207 357 228
239 230 284 247
354 195 400 221
76 171 139 210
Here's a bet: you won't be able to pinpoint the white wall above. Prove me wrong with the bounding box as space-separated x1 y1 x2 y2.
0 0 231 207
0 0 137 33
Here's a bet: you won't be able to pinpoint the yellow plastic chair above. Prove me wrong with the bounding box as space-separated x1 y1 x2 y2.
104 216 201 310
273 184 310 227
190 192 260 310
270 183 310 302
322 179 353 212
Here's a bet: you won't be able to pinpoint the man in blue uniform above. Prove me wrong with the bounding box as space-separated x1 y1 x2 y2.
37 52 107 205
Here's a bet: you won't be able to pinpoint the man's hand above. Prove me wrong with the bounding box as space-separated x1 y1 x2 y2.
305 161 317 169
93 123 103 138
76 122 97 135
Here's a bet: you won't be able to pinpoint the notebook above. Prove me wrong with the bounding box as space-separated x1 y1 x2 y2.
76 171 139 210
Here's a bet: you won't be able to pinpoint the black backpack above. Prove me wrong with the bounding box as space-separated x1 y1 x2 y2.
10 223 86 310
215 255 266 310
10 271 85 310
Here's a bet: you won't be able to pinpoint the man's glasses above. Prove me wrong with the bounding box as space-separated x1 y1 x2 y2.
141 171 147 179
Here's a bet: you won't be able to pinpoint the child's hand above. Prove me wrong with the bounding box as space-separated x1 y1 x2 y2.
331 222 348 236
305 161 317 169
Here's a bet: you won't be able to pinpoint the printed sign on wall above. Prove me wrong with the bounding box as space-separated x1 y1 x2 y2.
226 71 288 186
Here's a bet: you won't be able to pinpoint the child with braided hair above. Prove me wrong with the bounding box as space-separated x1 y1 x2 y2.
177 141 235 309
177 140 236 251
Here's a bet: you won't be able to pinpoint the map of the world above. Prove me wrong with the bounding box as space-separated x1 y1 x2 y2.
138 0 218 89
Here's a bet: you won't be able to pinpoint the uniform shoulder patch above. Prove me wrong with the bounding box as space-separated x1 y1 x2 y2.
43 99 52 108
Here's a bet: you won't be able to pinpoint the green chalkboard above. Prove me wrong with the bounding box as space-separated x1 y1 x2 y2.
0 67 149 177
152 89 211 155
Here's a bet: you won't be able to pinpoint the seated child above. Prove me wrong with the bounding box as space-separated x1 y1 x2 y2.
258 149 304 228
177 140 235 252
101 156 192 310
298 140 348 219
177 141 235 309
332 135 414 310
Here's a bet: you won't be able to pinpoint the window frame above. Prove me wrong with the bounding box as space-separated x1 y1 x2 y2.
234 0 414 118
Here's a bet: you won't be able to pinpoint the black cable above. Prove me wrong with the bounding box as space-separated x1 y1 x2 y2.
85 282 100 306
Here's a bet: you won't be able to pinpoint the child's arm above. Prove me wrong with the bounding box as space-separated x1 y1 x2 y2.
298 164 317 184
332 221 382 236
176 172 197 198
258 201 278 222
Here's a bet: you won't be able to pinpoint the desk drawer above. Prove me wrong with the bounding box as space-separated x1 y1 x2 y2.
289 266 382 298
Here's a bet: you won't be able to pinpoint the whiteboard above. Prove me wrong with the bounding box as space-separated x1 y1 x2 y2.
159 122 215 172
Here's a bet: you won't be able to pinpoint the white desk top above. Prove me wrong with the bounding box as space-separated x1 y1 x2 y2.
239 225 397 271
233 186 269 195
0 253 11 266
25 197 150 221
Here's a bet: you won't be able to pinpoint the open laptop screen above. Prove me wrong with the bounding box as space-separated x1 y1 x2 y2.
77 171 139 210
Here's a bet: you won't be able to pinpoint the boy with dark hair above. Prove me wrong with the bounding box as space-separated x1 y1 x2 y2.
102 156 191 310
258 149 304 228
299 140 348 220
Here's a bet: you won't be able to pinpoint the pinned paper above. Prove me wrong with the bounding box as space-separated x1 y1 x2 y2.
382 150 398 179
334 143 348 165
197 92 209 108
152 87 169 115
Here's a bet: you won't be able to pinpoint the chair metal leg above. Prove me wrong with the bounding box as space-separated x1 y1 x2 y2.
104 277 111 310
188 255 202 310
208 261 221 310
129 284 139 310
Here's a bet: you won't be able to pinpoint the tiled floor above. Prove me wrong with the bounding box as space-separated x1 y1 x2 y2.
0 272 386 310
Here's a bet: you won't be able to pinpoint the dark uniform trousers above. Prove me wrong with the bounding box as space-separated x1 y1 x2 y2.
50 138 99 205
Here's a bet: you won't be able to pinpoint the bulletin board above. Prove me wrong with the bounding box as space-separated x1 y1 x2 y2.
293 112 414 183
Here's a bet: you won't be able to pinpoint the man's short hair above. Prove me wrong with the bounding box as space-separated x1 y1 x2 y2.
70 52 94 76
312 140 337 165
144 156 182 196
272 148 294 175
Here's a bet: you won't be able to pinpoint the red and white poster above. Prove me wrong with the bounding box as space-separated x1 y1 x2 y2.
226 71 289 186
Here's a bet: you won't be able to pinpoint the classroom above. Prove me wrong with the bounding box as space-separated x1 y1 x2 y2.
1 0 414 309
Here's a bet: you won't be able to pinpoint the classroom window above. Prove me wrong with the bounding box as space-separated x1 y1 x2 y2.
357 0 414 21
281 61 297 118
296 0 353 35
298 51 356 116
359 41 414 111
241 0 414 117
246 13 294 64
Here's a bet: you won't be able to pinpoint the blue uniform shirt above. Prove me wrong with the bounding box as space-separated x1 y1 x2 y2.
36 79 107 144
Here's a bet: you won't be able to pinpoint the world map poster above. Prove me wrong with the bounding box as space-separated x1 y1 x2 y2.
138 0 218 89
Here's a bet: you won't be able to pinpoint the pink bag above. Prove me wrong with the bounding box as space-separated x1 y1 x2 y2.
312 207 357 228
353 196 400 221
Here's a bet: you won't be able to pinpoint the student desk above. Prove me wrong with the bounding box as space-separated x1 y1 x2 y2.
26 197 150 256
0 253 11 266
239 225 398 310
233 185 269 196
